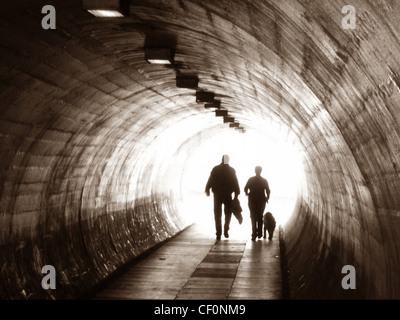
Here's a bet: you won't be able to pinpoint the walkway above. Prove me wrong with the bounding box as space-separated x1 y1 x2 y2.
93 222 283 300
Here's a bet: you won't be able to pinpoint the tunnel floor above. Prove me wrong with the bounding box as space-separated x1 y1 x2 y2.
92 223 282 300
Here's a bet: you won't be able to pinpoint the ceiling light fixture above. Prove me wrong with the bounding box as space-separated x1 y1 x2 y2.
204 99 221 109
196 91 215 103
176 75 199 89
83 0 129 17
145 48 174 64
223 116 235 123
87 9 124 17
215 110 228 117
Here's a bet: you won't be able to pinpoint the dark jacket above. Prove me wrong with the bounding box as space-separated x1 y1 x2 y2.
205 163 240 198
244 175 270 203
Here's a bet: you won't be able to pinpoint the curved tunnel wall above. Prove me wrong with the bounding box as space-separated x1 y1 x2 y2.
0 0 400 299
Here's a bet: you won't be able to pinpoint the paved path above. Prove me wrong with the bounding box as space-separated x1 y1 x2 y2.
93 222 282 300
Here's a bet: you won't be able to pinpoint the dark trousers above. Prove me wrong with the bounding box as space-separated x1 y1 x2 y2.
249 201 266 239
213 195 232 237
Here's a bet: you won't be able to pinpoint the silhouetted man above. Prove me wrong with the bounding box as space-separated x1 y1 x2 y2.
244 166 270 241
205 155 240 240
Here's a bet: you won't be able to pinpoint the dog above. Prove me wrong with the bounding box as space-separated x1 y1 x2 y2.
263 211 276 240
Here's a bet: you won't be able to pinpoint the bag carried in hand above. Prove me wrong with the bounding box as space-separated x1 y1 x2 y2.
231 198 243 224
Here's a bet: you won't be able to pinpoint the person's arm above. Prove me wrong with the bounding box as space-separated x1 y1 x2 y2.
233 170 240 199
265 179 271 202
205 169 214 196
244 180 250 196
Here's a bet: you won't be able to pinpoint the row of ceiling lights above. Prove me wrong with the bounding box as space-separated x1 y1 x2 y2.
83 0 245 133
144 47 246 133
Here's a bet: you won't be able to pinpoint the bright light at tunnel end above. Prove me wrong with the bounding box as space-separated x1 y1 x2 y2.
179 128 305 233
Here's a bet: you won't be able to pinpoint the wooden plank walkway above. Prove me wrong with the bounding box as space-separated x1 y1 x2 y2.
93 222 282 300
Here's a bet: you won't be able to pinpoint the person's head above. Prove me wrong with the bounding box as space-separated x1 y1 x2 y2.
222 154 230 164
255 166 262 176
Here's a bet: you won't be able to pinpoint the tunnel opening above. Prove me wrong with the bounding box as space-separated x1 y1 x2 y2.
178 126 305 235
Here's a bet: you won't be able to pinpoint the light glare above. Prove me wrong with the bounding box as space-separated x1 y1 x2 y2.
87 9 124 17
180 129 304 228
147 59 172 65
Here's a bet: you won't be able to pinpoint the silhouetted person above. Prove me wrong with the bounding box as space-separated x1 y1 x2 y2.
263 211 276 240
205 155 240 240
244 166 270 241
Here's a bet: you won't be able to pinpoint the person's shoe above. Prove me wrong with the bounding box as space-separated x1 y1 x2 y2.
216 236 221 240
257 234 262 239
224 231 229 238
268 237 273 240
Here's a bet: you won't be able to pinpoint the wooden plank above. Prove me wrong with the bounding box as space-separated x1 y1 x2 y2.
183 279 234 289
191 267 237 278
197 262 238 269
203 254 242 263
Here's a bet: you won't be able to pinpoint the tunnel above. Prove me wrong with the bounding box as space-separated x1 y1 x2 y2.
1 0 400 300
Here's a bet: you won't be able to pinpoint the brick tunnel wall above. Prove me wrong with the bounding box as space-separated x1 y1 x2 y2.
1 0 400 299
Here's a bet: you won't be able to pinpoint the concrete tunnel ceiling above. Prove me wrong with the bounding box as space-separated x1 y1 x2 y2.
0 0 400 299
